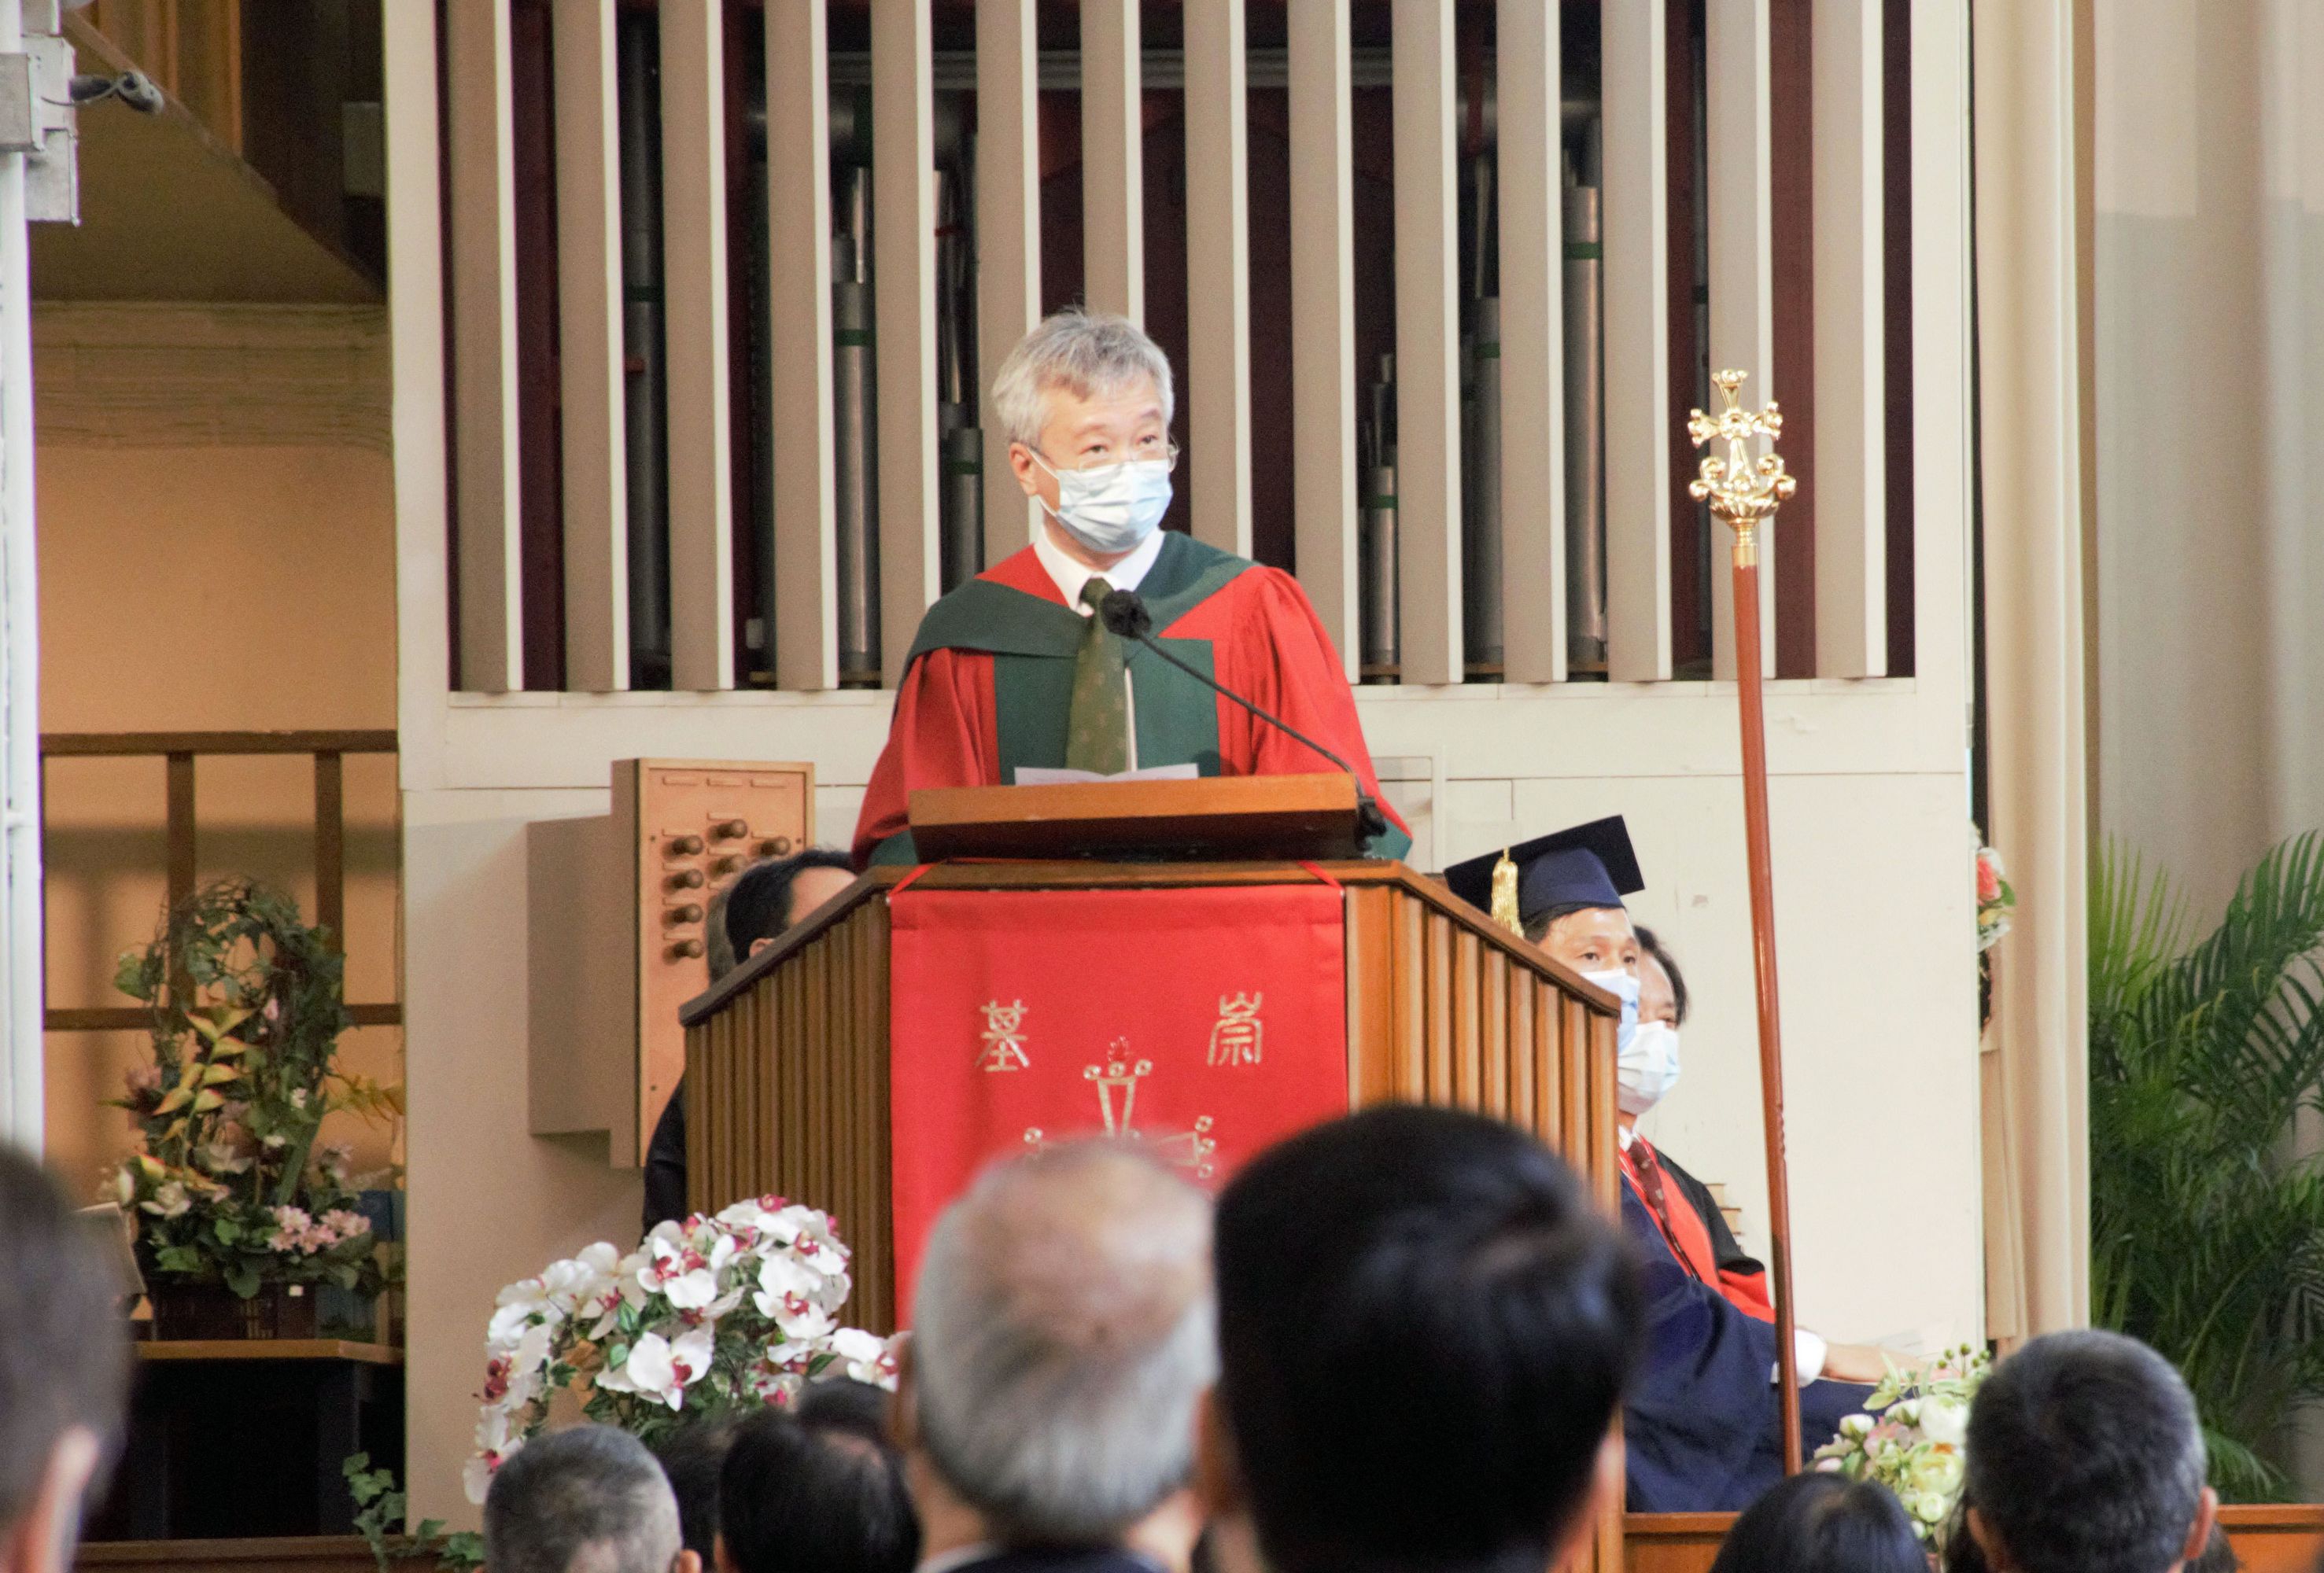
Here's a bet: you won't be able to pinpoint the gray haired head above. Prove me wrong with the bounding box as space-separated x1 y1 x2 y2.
1963 1328 2208 1573
988 310 1175 451
485 1425 682 1573
912 1140 1215 1546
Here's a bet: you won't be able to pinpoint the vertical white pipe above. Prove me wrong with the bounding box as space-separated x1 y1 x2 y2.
1706 0 1777 680
1498 0 1567 683
1287 0 1358 676
1602 0 1673 681
1185 0 1254 557
1391 0 1463 685
1083 0 1145 323
0 0 43 1150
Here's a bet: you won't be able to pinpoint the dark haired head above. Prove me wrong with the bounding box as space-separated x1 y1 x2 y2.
1521 900 1618 946
1212 1105 1642 1573
795 1376 891 1439
653 1420 738 1560
0 1146 129 1541
1632 924 1689 1025
1962 1330 2210 1573
718 1404 919 1573
716 850 855 980
1706 1473 1926 1573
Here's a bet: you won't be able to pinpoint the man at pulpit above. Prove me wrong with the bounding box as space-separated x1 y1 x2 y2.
852 309 1410 866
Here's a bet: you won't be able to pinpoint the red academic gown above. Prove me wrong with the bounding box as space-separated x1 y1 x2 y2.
1621 1133 1776 1321
854 532 1411 865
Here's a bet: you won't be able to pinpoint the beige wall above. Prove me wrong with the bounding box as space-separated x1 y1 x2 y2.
2093 0 2324 909
34 305 403 1196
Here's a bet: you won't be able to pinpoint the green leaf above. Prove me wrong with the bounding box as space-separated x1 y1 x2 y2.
213 1218 242 1245
223 1260 261 1299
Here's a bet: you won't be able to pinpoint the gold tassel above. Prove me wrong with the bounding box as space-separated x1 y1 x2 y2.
1488 849 1523 938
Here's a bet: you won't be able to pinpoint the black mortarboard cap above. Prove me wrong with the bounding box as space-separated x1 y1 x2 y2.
1441 815 1644 922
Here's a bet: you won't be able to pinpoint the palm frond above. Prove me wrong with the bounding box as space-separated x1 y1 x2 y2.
2090 833 2324 1501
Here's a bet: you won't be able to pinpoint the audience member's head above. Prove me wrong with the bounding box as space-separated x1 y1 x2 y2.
1959 1329 2215 1573
485 1425 687 1573
717 1400 917 1573
906 1140 1214 1553
0 1145 129 1573
1203 1105 1643 1573
1632 924 1690 1026
708 849 857 981
653 1420 738 1564
1525 901 1639 974
1706 1472 1926 1573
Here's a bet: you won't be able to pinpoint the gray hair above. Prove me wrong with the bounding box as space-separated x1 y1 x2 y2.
913 1140 1216 1545
988 309 1175 450
485 1426 681 1573
1963 1329 2208 1573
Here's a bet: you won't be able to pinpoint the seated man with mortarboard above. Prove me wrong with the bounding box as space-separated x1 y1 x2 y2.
1444 816 1889 1511
850 308 1410 867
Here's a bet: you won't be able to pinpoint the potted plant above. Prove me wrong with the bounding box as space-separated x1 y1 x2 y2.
105 879 397 1340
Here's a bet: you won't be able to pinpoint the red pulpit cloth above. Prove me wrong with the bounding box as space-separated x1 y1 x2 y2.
887 883 1348 1317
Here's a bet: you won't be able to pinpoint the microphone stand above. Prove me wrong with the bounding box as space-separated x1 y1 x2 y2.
1097 590 1391 845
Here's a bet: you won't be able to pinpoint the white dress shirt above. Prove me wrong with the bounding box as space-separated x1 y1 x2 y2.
1031 519 1165 613
1028 521 1166 772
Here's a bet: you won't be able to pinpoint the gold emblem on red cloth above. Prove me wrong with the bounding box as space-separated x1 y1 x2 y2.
1023 1044 1219 1179
1207 993 1265 1066
977 1000 1031 1073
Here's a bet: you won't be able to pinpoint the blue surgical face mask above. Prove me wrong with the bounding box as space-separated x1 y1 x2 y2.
1031 450 1174 556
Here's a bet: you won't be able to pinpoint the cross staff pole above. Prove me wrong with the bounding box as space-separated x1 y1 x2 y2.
1688 370 1803 1471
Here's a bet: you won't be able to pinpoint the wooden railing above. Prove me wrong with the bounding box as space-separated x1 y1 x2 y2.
39 731 401 1033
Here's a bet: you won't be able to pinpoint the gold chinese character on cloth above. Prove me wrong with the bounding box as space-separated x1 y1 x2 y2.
977 999 1031 1073
1208 993 1265 1066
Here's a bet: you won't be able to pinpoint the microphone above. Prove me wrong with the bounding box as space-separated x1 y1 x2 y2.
1097 588 1391 845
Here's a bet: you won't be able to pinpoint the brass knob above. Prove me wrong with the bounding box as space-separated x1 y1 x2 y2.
758 836 792 857
711 856 743 877
666 834 704 856
667 868 706 890
668 938 705 960
666 903 704 925
711 818 750 841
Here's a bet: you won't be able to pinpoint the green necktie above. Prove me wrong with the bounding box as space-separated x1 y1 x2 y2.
1066 578 1131 774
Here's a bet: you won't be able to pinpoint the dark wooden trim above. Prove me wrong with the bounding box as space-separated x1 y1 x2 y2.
41 732 399 758
1768 0 1816 677
46 1004 403 1032
314 753 346 951
135 1340 403 1366
1882 0 1916 676
681 859 1619 1028
1666 0 1709 672
510 0 568 691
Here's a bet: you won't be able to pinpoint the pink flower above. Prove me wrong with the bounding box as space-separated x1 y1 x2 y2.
1975 849 2003 904
322 1209 371 1243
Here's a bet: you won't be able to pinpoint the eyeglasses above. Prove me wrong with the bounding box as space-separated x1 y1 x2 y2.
1035 437 1181 475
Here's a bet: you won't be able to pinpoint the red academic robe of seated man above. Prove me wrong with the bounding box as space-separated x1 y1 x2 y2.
1622 1131 1778 1321
853 530 1412 866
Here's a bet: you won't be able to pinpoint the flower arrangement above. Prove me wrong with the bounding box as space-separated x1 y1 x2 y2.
1812 1343 1991 1545
463 1197 900 1505
105 879 397 1303
1976 841 2016 953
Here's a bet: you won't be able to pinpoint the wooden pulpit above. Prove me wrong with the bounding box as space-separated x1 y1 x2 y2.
677 778 1625 1567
